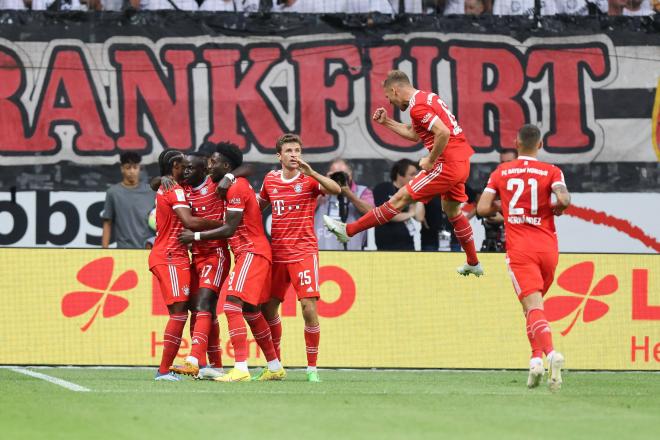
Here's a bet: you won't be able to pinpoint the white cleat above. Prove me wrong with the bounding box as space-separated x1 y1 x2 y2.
196 367 225 380
154 371 181 382
527 358 544 389
547 352 565 392
323 215 349 244
457 262 484 277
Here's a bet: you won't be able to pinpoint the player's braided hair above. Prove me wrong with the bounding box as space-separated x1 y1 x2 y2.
158 149 184 176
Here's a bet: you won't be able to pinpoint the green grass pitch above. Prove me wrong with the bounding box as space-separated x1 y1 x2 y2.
2 367 659 439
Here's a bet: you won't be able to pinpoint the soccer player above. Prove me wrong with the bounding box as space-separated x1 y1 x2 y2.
169 153 230 380
180 143 284 382
324 70 482 276
150 150 221 381
257 133 341 382
476 124 571 391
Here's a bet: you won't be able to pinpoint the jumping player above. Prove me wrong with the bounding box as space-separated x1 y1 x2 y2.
180 143 283 382
257 134 341 382
477 124 571 391
324 70 482 276
150 149 221 381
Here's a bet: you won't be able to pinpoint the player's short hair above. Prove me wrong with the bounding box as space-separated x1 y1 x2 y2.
383 70 411 88
276 133 302 153
186 151 208 165
119 152 141 165
517 124 542 149
216 142 243 170
158 149 184 176
390 159 418 182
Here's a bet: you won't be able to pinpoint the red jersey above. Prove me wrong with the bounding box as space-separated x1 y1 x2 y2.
184 176 228 257
225 177 271 261
485 156 566 253
148 184 190 268
258 170 322 263
409 89 474 163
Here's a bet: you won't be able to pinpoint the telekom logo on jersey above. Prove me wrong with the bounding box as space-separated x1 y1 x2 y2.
544 261 659 336
272 200 286 216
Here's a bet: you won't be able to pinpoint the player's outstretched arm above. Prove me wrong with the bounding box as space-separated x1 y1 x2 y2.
477 191 499 218
179 210 242 244
373 107 419 142
173 206 222 231
552 184 571 216
298 158 341 195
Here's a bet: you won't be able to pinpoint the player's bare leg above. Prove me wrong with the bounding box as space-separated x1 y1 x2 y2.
443 200 482 277
301 297 321 382
262 298 283 361
522 293 563 390
324 185 410 243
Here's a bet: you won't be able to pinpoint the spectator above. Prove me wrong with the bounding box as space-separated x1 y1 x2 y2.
272 0 343 12
30 0 86 10
499 147 518 163
444 0 491 14
346 0 423 13
419 196 443 251
136 0 198 10
315 159 374 250
623 0 653 14
102 152 155 249
373 159 423 251
0 0 26 8
653 0 659 13
492 0 557 15
556 0 590 14
200 0 259 11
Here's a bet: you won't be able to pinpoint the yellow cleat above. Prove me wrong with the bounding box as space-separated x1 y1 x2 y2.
252 367 287 381
169 360 199 377
214 368 251 382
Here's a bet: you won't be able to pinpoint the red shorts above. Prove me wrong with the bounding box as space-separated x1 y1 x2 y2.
221 252 271 306
505 250 559 300
190 248 231 294
406 160 470 203
271 254 321 302
150 264 191 306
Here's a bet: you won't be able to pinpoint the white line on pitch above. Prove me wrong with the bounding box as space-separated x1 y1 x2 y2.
10 368 91 392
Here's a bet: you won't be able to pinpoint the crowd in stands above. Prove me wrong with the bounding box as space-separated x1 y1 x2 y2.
0 0 656 15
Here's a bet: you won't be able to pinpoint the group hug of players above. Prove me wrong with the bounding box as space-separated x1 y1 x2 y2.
149 70 571 390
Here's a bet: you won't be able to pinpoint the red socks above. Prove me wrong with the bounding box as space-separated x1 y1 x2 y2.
159 313 187 374
224 302 248 363
207 317 222 368
526 308 554 357
267 315 282 361
244 311 278 362
448 213 479 266
190 311 211 366
304 325 320 367
346 201 400 237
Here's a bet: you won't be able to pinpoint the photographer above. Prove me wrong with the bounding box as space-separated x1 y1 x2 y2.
478 148 518 252
315 159 374 250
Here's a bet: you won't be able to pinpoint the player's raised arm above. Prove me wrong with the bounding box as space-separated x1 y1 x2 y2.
179 210 242 243
373 107 419 142
297 158 341 195
173 205 222 231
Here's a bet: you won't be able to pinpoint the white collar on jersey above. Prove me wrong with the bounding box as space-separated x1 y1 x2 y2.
409 89 420 108
517 155 538 161
280 171 300 183
192 175 210 191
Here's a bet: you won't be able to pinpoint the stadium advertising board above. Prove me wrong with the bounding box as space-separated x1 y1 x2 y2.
1 191 658 253
1 249 658 370
0 17 657 166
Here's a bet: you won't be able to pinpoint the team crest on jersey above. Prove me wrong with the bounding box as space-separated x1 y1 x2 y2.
183 285 190 296
294 183 303 193
201 187 208 195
